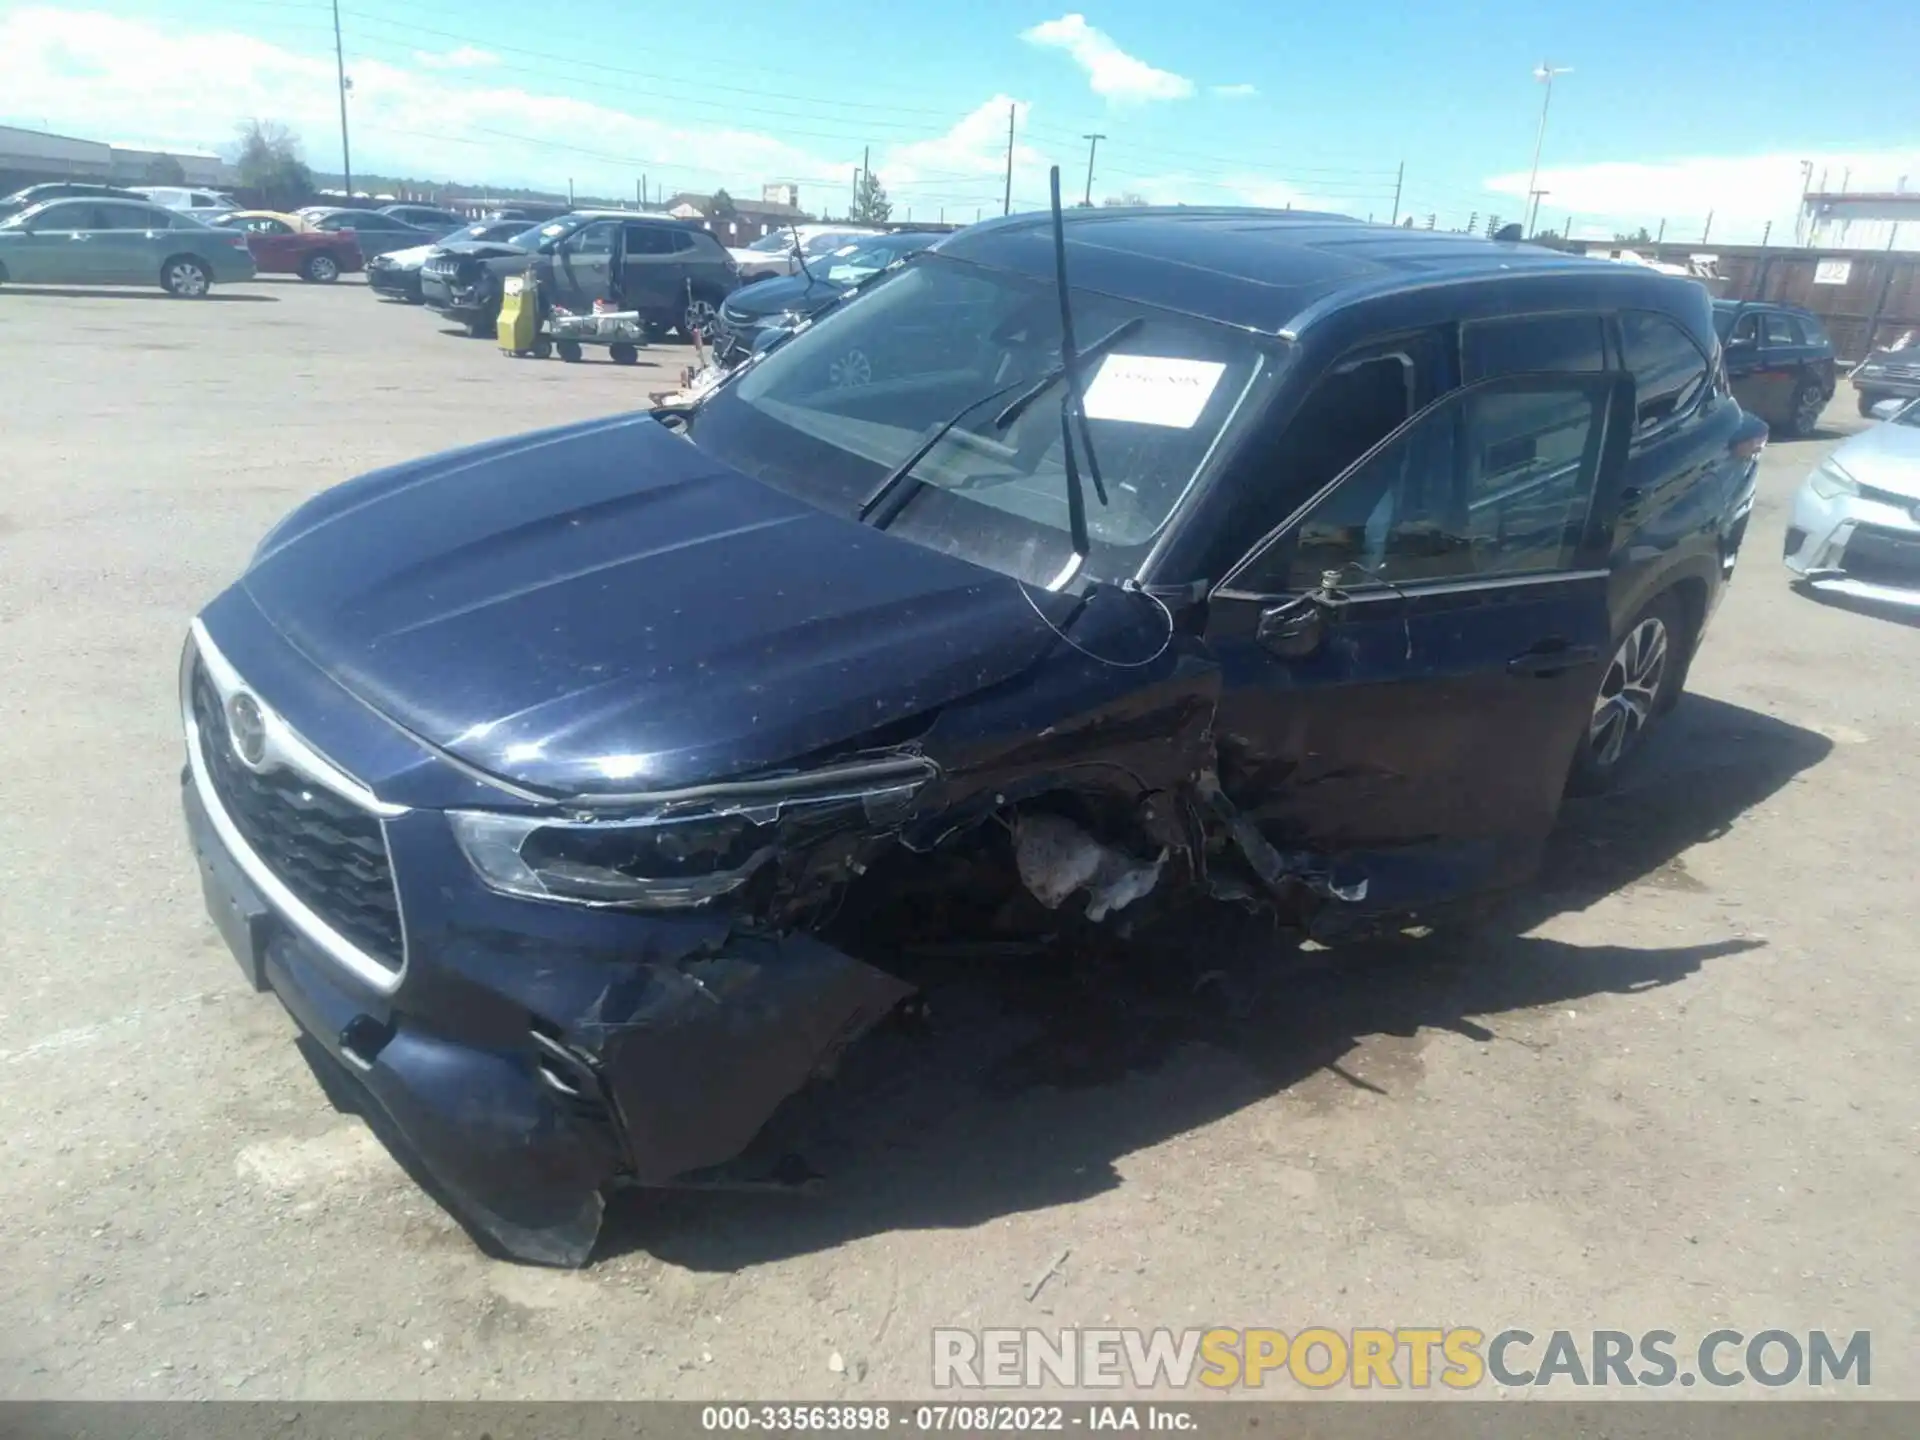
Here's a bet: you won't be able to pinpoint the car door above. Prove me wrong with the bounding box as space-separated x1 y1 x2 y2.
619 223 680 315
243 216 298 271
1720 309 1771 418
1757 310 1814 421
89 201 174 282
545 219 618 311
0 201 98 282
1204 371 1630 923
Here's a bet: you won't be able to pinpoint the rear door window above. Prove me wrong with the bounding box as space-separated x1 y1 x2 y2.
1762 313 1800 347
1620 311 1710 430
1463 313 1607 381
622 225 677 256
95 202 162 229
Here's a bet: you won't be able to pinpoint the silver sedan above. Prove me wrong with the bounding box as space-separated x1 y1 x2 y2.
1784 398 1920 607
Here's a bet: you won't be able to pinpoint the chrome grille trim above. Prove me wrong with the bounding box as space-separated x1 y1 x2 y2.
181 622 409 995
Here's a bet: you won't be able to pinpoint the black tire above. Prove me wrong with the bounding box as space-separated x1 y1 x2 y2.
1858 390 1886 418
608 342 639 366
1782 377 1825 437
530 336 553 360
1567 592 1686 797
160 255 212 298
301 253 341 284
556 339 583 363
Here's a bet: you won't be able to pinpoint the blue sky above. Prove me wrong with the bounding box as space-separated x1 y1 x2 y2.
4 0 1916 242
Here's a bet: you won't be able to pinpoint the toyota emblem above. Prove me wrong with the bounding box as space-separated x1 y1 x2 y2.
227 691 268 770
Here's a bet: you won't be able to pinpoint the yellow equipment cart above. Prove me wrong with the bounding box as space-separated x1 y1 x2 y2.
496 270 551 359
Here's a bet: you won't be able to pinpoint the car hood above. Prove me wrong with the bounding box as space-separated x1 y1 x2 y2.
379 243 439 268
723 272 844 320
1832 420 1920 498
435 240 530 262
239 416 1065 798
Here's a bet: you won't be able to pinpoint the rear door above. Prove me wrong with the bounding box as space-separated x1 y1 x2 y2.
1205 372 1629 921
91 201 174 282
1720 308 1771 418
620 222 681 316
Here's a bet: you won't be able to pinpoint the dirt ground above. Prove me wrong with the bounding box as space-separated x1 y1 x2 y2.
0 276 1914 1401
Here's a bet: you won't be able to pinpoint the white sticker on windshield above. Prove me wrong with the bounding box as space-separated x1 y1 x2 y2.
1082 354 1227 428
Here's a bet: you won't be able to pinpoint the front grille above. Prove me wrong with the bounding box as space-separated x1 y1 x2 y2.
190 658 403 972
1878 362 1920 382
1841 524 1920 588
422 255 462 277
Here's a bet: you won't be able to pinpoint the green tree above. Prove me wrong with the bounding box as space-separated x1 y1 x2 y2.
709 188 738 220
234 120 314 209
1102 191 1149 207
1614 226 1653 244
849 169 892 224
143 153 187 185
1531 227 1565 244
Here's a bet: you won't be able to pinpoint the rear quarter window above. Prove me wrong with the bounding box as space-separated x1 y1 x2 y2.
1620 311 1710 431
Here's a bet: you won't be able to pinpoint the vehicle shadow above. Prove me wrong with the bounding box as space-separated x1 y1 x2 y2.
0 286 277 302
596 692 1831 1270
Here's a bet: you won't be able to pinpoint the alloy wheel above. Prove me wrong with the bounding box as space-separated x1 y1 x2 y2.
166 260 210 297
1794 384 1824 435
308 255 339 283
1588 616 1669 769
684 297 718 337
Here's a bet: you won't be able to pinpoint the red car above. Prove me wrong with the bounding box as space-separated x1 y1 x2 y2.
209 211 364 283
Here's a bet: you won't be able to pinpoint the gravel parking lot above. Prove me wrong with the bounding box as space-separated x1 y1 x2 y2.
2 275 1915 1401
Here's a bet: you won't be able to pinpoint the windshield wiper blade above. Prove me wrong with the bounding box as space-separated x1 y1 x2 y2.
991 317 1144 433
855 377 1027 526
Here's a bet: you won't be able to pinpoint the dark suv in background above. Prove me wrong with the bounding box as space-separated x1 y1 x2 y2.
421 211 739 338
1715 300 1836 436
181 210 1763 1264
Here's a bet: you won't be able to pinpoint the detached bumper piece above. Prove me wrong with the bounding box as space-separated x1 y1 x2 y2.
183 774 912 1267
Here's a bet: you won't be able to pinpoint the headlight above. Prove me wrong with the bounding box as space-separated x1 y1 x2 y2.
449 757 935 910
1808 461 1859 500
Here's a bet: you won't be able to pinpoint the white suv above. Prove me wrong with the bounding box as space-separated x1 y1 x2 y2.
131 186 238 215
728 224 882 282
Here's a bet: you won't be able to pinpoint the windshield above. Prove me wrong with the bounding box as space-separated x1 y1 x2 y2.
744 232 792 253
823 238 919 282
688 254 1265 586
511 217 582 250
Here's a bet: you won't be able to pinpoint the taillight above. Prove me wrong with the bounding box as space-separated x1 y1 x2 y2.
227 233 250 250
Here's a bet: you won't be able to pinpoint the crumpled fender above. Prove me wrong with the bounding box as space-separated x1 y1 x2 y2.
578 932 915 1186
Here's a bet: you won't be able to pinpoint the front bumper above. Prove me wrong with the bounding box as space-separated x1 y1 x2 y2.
1783 476 1920 608
367 265 421 299
180 620 912 1265
420 270 493 319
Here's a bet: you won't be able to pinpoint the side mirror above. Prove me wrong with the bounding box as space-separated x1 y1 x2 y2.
1256 593 1327 658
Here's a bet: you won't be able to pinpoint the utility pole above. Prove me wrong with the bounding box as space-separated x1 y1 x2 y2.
1702 210 1713 243
850 167 858 216
1003 103 1016 216
331 0 353 199
1389 160 1403 225
1796 159 1814 245
1080 133 1106 206
1523 61 1571 237
568 177 575 205
636 178 642 208
1526 188 1549 236
1655 217 1665 244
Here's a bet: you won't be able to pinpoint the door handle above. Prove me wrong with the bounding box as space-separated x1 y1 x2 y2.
1507 643 1600 678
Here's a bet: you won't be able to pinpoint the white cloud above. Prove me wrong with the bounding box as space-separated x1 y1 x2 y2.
0 7 1047 218
1020 13 1193 104
1484 146 1920 242
411 46 499 70
1211 83 1257 99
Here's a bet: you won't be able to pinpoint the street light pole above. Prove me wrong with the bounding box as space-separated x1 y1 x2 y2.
1081 133 1106 207
331 0 353 199
1523 60 1570 237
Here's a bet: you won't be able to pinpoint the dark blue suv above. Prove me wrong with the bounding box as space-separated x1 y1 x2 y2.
180 209 1763 1263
